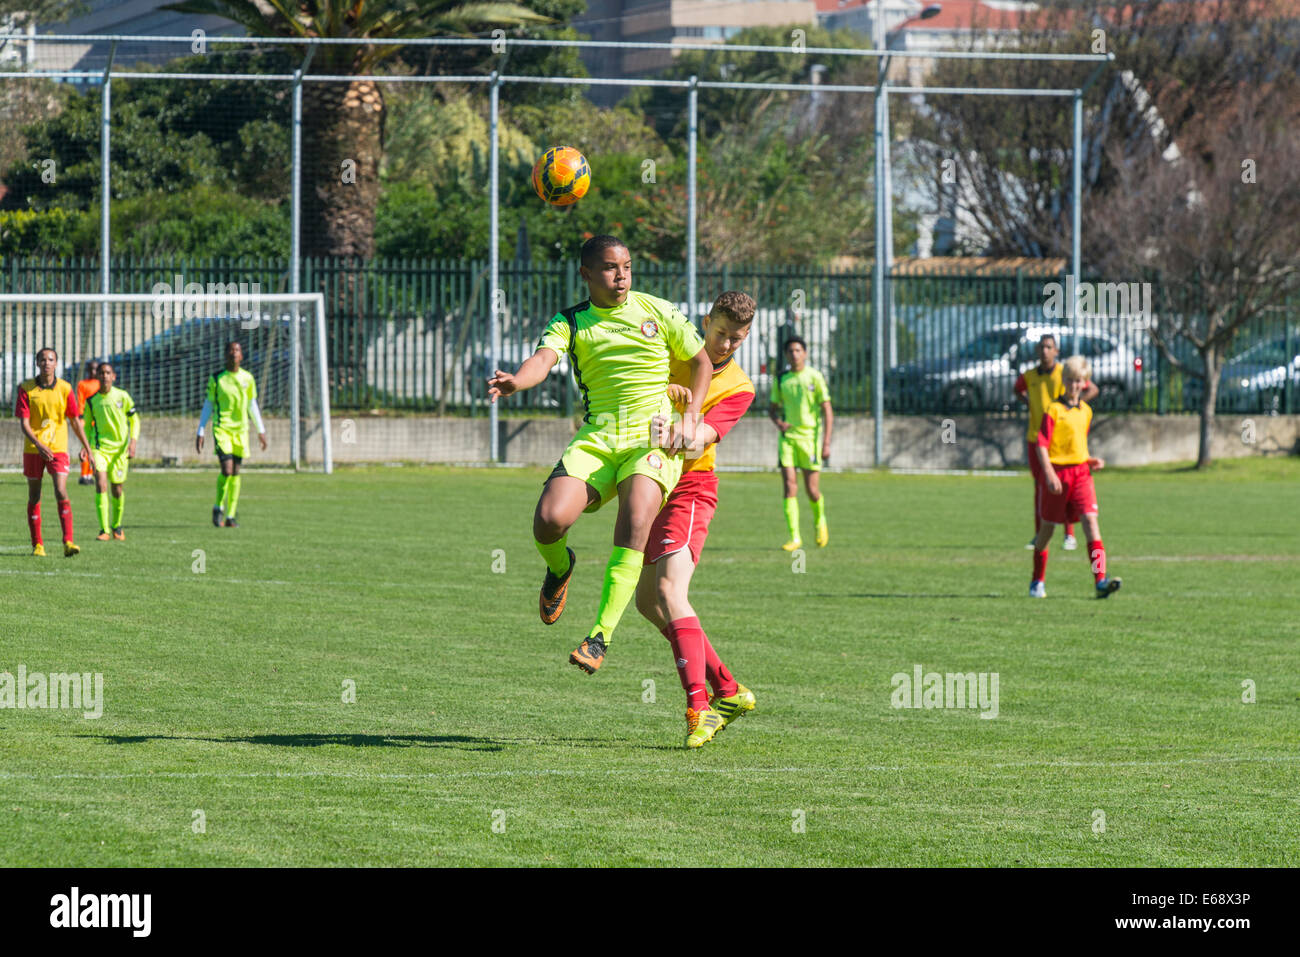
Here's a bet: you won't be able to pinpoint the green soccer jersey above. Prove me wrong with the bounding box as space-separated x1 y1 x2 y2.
206 367 258 434
776 366 830 437
84 386 139 449
537 291 705 426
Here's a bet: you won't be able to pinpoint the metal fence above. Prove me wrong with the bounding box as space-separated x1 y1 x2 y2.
2 256 1295 416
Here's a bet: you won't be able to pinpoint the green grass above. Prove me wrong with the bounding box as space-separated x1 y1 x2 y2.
2 457 1298 866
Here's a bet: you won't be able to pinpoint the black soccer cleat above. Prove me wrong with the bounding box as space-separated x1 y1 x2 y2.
212 505 225 527
1095 577 1122 599
539 547 576 625
224 516 240 528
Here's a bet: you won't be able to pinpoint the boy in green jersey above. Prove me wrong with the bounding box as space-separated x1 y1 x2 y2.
769 336 834 549
489 235 712 674
196 342 268 528
83 362 139 540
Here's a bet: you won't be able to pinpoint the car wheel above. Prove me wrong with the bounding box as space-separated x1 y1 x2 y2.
942 382 981 413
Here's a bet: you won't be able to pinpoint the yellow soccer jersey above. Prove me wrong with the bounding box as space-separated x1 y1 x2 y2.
537 292 705 426
15 377 79 454
1037 399 1092 465
667 354 755 474
775 366 829 438
1015 364 1066 442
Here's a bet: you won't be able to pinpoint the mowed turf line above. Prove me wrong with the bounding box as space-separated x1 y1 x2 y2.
1 457 1297 866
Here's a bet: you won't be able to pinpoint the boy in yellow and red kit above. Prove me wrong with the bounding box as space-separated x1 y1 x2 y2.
1030 355 1122 599
635 292 758 748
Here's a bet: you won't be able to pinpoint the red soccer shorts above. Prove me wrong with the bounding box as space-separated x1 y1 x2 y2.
23 452 70 479
1039 462 1097 525
646 469 719 565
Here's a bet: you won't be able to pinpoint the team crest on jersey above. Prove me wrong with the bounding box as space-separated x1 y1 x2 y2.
647 453 663 469
640 320 659 339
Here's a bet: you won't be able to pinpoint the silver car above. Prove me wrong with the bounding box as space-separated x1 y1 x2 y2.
887 323 1147 413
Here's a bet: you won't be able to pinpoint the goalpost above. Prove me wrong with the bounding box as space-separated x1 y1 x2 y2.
0 292 333 474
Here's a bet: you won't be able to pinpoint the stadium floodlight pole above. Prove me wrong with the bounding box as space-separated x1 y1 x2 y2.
687 75 698 325
489 70 501 463
99 40 116 359
289 47 314 471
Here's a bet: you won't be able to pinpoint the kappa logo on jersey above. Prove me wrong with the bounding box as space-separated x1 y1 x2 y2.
647 453 663 469
676 658 687 669
640 320 659 339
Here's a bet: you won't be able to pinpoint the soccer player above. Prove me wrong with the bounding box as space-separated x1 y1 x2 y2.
769 336 833 550
75 358 101 486
635 291 758 748
196 341 268 528
488 235 712 674
83 361 139 541
15 347 94 557
1030 355 1122 599
1014 333 1097 551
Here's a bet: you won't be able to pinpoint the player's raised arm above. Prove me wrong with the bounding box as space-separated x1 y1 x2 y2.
488 347 559 402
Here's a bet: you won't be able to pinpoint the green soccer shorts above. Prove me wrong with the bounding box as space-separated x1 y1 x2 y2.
547 410 683 512
778 432 821 471
91 445 131 485
214 427 250 460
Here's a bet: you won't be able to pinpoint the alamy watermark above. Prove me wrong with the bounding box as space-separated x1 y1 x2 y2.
1042 275 1153 327
1 665 103 719
151 274 263 327
890 664 999 719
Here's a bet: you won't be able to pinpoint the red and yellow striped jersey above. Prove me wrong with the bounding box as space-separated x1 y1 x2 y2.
14 377 80 454
668 354 755 474
1037 399 1092 465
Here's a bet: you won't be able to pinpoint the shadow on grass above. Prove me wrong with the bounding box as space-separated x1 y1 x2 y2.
84 732 507 752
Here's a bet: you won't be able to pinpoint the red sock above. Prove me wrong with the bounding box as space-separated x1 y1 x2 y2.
58 499 73 542
1033 492 1041 533
1065 521 1075 537
1033 548 1048 582
27 502 42 546
700 634 738 698
662 618 709 712
1089 539 1106 583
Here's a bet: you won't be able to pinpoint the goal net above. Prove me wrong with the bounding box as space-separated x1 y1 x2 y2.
0 293 333 473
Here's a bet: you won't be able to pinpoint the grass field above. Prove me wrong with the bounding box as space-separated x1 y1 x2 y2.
2 457 1298 866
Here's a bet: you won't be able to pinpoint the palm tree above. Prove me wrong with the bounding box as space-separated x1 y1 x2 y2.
163 1 547 258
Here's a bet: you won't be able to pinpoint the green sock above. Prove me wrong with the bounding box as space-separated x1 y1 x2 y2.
591 546 644 643
215 474 229 509
783 497 801 542
811 495 827 528
95 492 109 533
226 475 242 519
535 535 571 577
110 492 124 529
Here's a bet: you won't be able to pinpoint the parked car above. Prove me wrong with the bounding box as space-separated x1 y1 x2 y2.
1183 335 1300 414
886 323 1146 413
94 315 297 414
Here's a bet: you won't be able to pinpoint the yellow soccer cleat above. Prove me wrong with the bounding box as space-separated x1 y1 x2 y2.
816 524 829 548
710 683 757 729
781 539 802 552
685 707 725 749
64 540 80 557
32 543 46 557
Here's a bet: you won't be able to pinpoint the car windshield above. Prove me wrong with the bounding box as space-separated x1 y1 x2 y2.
958 331 1018 360
1230 339 1289 366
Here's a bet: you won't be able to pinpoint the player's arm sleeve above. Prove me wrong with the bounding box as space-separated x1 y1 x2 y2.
701 390 754 442
663 306 706 361
127 398 140 440
1036 408 1056 448
15 387 28 419
66 388 81 418
535 314 571 358
814 371 830 405
1013 373 1027 395
197 398 213 436
249 397 266 434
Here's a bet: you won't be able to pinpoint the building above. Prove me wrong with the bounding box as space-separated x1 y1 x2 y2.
33 0 244 72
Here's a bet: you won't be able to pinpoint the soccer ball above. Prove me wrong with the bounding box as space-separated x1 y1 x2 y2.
531 147 591 206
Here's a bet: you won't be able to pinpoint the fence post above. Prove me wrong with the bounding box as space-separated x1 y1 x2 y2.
489 71 501 462
687 75 698 325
